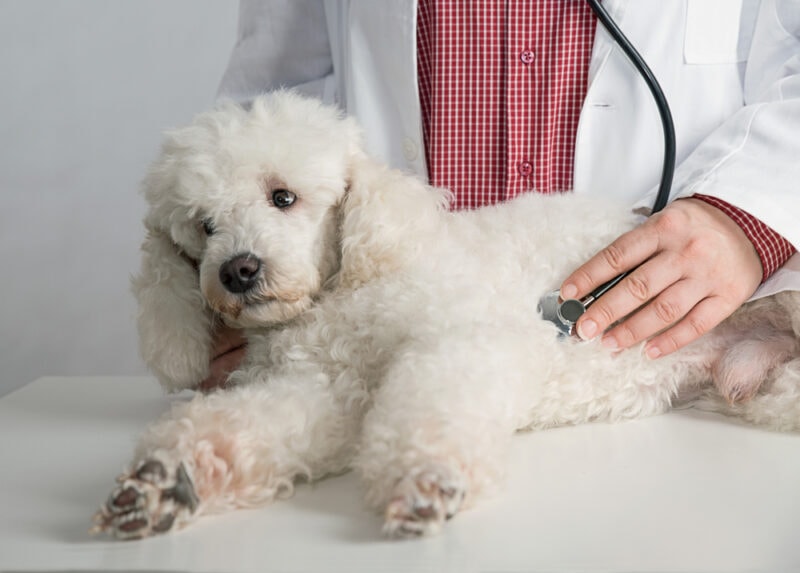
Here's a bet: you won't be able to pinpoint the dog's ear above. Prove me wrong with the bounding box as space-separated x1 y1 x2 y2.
336 154 452 288
131 227 213 392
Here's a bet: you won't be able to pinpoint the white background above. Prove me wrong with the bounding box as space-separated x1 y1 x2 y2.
0 0 239 395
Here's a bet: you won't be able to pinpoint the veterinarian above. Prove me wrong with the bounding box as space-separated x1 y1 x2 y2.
202 0 800 390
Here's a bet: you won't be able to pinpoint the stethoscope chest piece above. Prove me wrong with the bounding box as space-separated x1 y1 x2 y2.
556 298 587 326
538 289 599 338
538 290 580 337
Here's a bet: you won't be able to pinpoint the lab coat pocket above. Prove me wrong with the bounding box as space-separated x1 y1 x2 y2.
684 0 760 64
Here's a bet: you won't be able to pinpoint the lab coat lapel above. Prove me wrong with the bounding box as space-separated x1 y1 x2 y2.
586 0 630 84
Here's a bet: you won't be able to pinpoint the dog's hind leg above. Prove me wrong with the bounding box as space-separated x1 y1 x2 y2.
354 329 535 538
698 356 800 432
710 331 797 404
91 376 360 539
694 291 800 428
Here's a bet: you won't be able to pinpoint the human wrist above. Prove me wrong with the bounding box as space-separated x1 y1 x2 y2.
691 194 796 282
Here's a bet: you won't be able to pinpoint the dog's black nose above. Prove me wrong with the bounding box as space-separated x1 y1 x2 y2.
219 253 262 294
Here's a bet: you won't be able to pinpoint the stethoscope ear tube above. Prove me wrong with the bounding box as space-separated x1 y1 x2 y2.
544 1 678 333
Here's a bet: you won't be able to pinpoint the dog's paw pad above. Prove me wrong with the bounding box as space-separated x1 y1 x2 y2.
91 459 199 540
383 467 467 539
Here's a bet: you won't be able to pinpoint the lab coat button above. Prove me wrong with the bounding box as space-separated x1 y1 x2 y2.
518 161 533 177
402 138 419 162
520 50 535 64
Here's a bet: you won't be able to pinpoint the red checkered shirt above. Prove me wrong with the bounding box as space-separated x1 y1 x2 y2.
415 0 794 280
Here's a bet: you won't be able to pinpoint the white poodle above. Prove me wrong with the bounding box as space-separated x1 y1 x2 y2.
93 92 800 540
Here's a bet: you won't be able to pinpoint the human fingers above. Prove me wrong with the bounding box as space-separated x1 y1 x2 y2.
631 199 760 356
560 217 665 341
572 252 689 342
559 219 661 303
641 295 736 359
596 277 703 350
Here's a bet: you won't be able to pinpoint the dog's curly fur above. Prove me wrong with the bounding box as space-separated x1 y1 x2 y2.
93 92 800 540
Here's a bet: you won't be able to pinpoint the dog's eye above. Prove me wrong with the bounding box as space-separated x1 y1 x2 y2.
201 218 215 236
271 189 296 209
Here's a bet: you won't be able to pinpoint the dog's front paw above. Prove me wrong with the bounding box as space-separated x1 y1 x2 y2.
383 466 467 538
91 459 199 540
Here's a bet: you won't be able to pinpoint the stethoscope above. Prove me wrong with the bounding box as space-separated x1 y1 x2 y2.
538 0 677 337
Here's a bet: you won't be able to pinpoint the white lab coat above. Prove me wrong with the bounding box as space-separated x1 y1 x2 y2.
218 0 800 297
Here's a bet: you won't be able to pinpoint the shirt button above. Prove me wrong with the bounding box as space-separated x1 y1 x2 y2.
520 50 535 65
518 161 533 177
402 137 419 162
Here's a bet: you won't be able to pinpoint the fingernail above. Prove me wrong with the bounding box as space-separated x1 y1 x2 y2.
601 335 618 350
561 283 577 299
577 319 597 340
646 345 662 360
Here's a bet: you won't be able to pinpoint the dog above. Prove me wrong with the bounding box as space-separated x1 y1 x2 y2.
92 91 800 540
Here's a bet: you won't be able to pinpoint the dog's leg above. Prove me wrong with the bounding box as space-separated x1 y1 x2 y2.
697 356 800 432
91 377 359 539
711 331 797 404
355 330 534 538
701 292 800 404
690 292 800 424
733 357 800 431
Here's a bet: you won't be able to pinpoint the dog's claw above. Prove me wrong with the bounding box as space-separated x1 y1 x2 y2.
91 460 198 540
136 459 167 482
162 462 200 512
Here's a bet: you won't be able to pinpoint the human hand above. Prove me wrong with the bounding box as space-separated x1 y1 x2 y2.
559 198 763 358
197 322 247 392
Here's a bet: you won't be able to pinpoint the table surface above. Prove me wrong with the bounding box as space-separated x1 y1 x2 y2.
1 376 799 573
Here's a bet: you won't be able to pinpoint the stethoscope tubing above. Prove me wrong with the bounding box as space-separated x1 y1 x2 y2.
585 0 676 214
567 0 678 315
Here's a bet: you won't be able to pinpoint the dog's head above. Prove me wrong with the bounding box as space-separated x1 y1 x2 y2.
142 92 363 328
135 92 450 390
